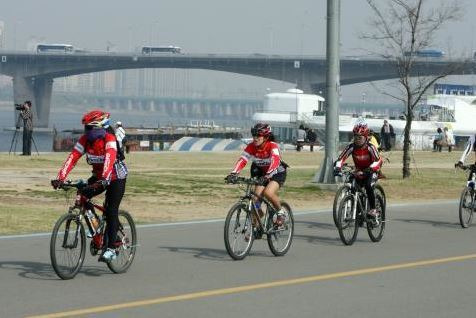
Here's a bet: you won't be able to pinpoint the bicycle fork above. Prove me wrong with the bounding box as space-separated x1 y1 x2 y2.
63 217 81 249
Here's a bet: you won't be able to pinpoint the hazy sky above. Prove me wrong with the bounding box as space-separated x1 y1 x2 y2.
1 0 475 100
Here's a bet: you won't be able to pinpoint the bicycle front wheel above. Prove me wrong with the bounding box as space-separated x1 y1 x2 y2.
459 187 474 228
374 184 386 211
367 194 386 242
224 203 254 260
333 185 350 227
337 195 359 245
267 202 294 256
107 210 137 274
50 213 86 280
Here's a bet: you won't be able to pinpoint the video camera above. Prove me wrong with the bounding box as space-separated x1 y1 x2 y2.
15 103 25 111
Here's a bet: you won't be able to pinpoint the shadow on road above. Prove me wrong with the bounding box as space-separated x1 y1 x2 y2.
394 218 460 229
159 246 270 261
0 261 112 280
159 246 232 261
293 220 343 246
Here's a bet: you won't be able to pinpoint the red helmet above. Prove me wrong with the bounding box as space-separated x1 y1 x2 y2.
251 123 271 137
82 110 110 128
353 122 369 137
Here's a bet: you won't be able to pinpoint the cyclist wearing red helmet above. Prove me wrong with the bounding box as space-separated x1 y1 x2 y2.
334 122 383 218
226 123 288 225
51 110 128 263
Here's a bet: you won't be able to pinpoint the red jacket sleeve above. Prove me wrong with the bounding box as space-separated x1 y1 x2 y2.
335 143 353 169
368 144 383 171
265 143 281 175
57 135 86 181
102 133 118 181
231 144 253 174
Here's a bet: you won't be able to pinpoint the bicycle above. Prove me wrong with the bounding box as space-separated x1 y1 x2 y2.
224 176 294 260
333 164 386 227
335 170 386 245
456 164 476 228
50 180 137 280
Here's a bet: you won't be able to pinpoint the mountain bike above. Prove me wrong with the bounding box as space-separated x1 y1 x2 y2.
333 164 386 227
50 180 137 280
336 170 386 245
224 176 294 260
457 164 476 228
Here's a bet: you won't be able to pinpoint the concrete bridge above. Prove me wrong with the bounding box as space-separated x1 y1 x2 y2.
0 50 474 127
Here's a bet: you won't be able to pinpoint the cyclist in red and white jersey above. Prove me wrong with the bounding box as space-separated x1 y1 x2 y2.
226 123 288 225
51 110 128 263
334 122 383 218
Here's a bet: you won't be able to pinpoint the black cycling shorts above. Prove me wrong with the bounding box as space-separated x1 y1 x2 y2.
250 163 287 187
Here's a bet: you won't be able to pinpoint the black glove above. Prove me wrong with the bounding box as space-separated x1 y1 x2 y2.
81 179 107 197
225 173 238 184
51 179 63 189
455 161 463 168
333 168 342 177
257 175 269 185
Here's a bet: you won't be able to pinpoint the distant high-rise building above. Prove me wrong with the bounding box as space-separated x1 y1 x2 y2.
0 21 5 49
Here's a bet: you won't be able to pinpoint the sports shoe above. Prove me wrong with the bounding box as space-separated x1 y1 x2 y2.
274 208 286 226
98 248 117 263
368 209 379 218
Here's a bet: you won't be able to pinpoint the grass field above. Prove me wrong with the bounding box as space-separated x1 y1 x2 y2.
0 150 467 235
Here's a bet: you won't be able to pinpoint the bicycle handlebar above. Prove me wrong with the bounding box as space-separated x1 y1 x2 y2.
225 176 265 186
55 179 88 191
460 164 476 171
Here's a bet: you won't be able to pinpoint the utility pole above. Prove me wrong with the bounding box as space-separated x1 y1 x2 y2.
315 0 341 184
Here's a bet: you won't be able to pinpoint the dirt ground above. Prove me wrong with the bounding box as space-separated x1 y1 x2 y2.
0 150 466 234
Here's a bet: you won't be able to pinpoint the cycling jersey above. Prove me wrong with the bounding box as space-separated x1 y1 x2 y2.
232 141 285 176
335 142 382 172
459 134 476 164
57 132 128 182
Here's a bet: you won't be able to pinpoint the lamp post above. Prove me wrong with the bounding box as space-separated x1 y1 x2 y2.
315 0 341 184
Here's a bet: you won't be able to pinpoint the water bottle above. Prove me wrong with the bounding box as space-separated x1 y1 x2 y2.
85 209 99 235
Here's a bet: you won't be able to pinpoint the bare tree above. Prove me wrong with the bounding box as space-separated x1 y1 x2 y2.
363 0 464 178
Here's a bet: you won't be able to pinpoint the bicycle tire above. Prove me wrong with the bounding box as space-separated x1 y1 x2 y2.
374 184 386 211
107 210 137 274
367 194 386 242
333 185 351 227
50 213 86 280
267 202 294 256
459 187 474 228
224 202 254 260
337 195 359 245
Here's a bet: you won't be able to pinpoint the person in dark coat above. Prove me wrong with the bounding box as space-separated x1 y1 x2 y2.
380 120 394 151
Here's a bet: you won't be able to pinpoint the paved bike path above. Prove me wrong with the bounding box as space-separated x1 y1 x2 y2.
1 201 475 318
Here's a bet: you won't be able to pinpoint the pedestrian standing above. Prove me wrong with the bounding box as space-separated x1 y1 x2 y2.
380 120 394 151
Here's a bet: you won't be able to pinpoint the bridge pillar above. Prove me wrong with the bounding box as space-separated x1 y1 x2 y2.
13 76 53 128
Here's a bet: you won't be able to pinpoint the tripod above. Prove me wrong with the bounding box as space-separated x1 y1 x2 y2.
9 114 39 155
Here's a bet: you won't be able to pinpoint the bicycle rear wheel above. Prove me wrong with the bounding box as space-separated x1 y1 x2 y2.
107 210 137 274
337 195 359 245
367 194 386 242
267 202 294 256
50 213 86 280
333 185 350 227
459 187 474 228
224 203 254 260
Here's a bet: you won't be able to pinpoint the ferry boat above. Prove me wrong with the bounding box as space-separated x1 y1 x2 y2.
252 84 476 150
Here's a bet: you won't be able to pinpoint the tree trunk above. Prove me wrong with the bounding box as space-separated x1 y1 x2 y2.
402 112 413 178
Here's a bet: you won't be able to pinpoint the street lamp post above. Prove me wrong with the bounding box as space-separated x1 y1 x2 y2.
315 0 341 185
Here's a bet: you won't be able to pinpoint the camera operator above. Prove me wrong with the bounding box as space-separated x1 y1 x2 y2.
16 101 33 155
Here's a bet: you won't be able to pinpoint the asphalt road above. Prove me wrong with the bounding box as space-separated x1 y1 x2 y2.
1 200 475 318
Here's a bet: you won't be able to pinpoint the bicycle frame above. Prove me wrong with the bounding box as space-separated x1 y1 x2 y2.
238 181 276 235
348 177 370 223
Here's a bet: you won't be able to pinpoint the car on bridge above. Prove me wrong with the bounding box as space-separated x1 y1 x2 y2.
141 46 182 54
